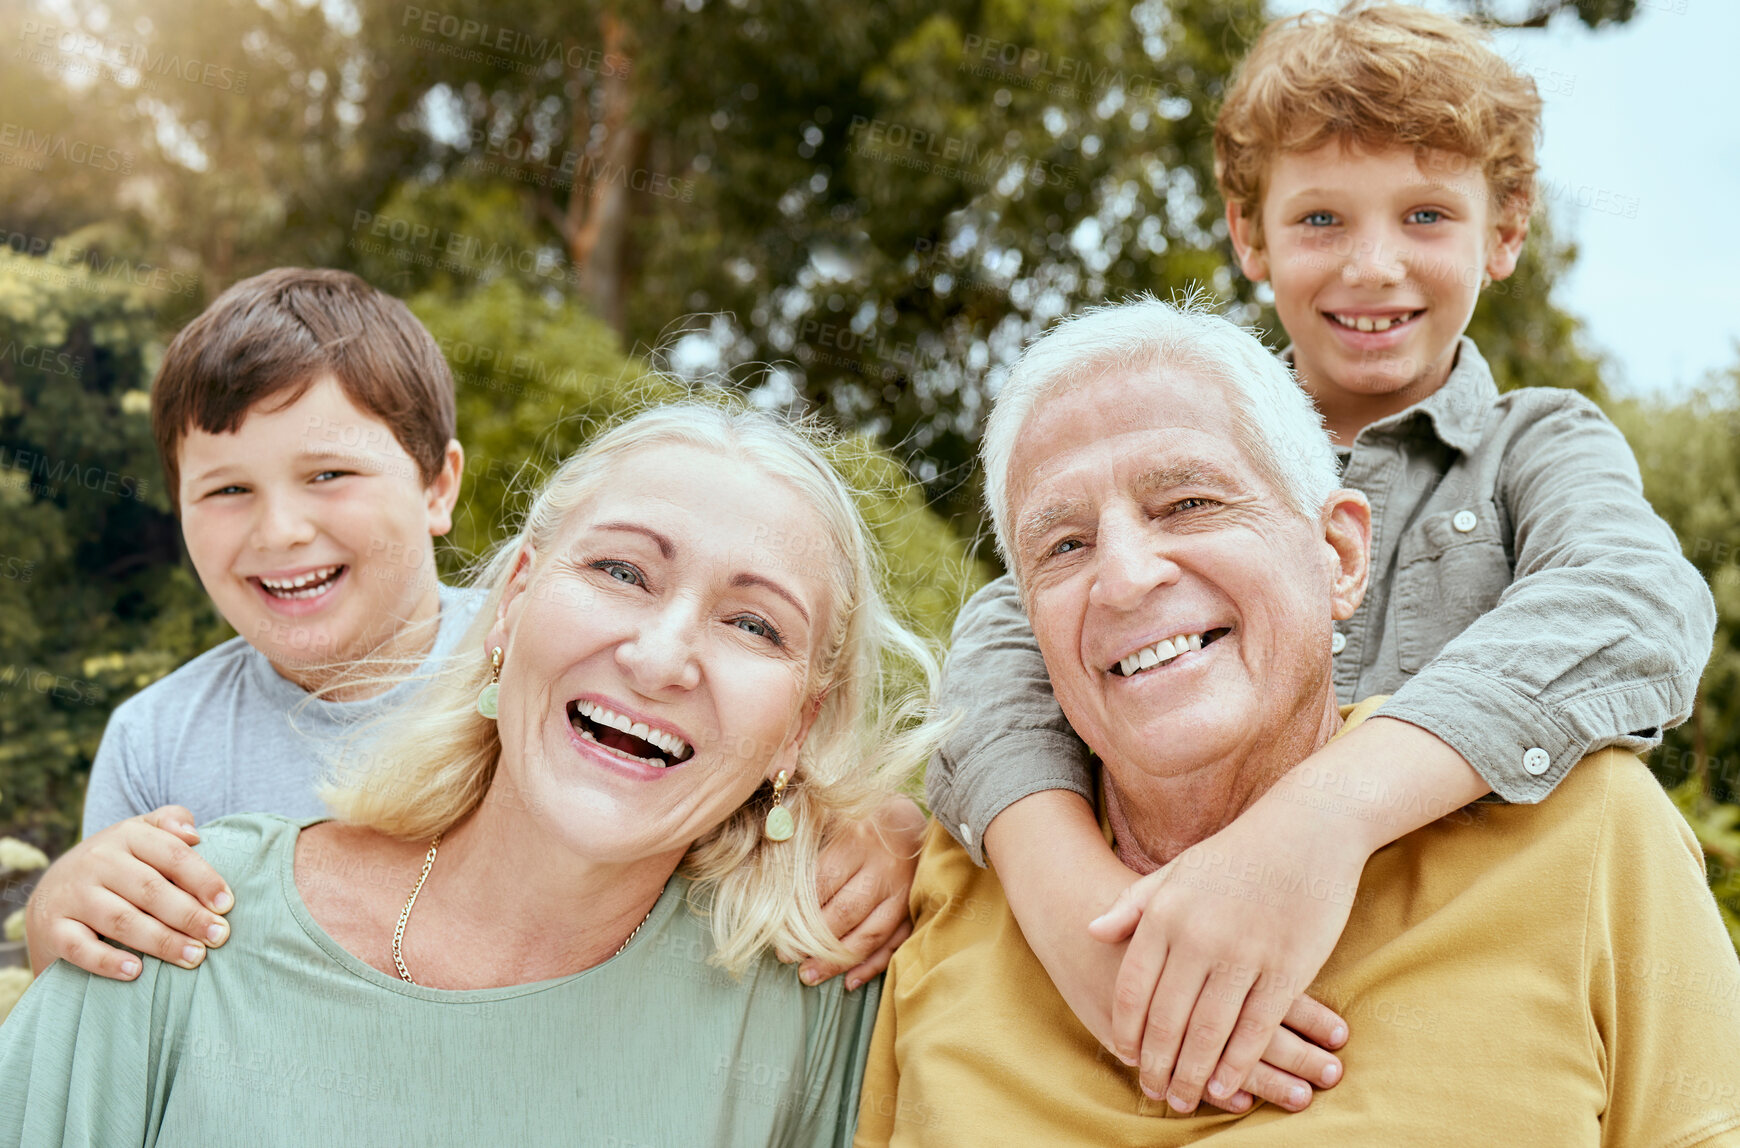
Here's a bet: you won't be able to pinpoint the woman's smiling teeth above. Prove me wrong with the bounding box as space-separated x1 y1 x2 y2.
1329 310 1420 333
256 565 345 599
569 699 693 767
1112 628 1229 677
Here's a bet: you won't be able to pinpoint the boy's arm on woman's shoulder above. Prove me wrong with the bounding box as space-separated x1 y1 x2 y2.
924 574 1094 865
1379 392 1715 802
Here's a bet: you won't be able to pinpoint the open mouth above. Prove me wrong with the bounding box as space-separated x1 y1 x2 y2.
253 564 346 601
567 699 695 769
1109 627 1231 677
1326 309 1421 334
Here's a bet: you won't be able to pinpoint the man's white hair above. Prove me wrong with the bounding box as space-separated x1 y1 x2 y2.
981 295 1341 574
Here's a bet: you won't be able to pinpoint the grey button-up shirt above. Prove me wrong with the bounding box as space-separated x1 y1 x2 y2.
927 338 1716 865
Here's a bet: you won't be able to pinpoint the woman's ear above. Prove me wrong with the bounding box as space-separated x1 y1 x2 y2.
487 545 537 654
1227 201 1270 282
770 689 829 783
1321 490 1372 622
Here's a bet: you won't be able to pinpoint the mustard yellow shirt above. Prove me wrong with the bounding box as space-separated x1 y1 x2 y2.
856 700 1740 1147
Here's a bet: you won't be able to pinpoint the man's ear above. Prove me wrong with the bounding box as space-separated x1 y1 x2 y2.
1485 211 1529 284
1226 201 1270 283
1321 490 1372 622
486 544 536 654
424 439 465 538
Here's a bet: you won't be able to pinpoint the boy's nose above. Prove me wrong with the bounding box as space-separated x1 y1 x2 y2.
1341 235 1406 286
250 493 317 551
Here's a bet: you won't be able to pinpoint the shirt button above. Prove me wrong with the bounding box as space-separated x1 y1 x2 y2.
1331 631 1346 655
1522 747 1551 775
1452 509 1478 533
958 822 974 848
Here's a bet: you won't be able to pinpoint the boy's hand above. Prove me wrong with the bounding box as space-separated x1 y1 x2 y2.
25 806 234 980
797 795 928 991
1089 784 1368 1112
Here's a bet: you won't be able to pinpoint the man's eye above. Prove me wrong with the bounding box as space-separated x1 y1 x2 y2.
1302 211 1336 226
1406 209 1443 224
1050 538 1084 556
1173 497 1214 513
591 560 645 587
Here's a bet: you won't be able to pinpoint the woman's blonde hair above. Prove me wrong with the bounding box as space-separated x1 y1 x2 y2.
321 400 945 974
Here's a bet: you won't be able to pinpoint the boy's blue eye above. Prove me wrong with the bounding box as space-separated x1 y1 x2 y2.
1302 211 1336 226
1407 209 1443 224
312 470 349 482
211 485 247 497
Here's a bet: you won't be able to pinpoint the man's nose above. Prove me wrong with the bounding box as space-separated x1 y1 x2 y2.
250 491 317 552
1088 518 1179 611
615 600 703 693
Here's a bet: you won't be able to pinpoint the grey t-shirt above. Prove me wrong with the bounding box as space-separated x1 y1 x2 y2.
81 583 484 836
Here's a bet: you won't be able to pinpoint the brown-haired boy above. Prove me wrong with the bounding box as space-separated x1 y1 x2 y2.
28 268 920 991
924 1 1714 1117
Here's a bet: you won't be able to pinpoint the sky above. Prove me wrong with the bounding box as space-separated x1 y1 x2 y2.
1268 0 1740 398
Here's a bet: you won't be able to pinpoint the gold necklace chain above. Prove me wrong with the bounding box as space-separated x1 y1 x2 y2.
392 832 658 986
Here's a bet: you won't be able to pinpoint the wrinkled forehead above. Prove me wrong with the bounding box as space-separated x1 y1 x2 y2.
1007 365 1261 513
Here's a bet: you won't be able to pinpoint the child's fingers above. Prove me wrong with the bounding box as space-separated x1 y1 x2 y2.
1159 961 1260 1113
1110 917 1169 1064
129 821 233 916
1260 1022 1343 1091
1199 1088 1255 1116
140 805 200 844
1202 973 1290 1109
1240 1059 1318 1113
44 917 146 981
840 919 910 991
1088 869 1165 943
818 866 878 943
801 895 908 985
1282 994 1349 1051
78 886 207 971
116 848 231 949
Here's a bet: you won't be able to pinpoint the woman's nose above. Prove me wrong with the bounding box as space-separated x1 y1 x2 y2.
615 603 702 693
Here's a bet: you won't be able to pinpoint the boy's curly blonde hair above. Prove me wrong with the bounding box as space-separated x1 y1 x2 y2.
1214 2 1541 247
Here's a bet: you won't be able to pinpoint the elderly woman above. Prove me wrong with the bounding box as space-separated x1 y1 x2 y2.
854 299 1740 1146
0 403 941 1145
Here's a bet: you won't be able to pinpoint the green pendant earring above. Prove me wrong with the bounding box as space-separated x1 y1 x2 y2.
475 646 502 719
763 770 795 842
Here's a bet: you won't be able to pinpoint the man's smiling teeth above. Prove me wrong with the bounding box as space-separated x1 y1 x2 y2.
1330 310 1420 333
574 699 690 763
1116 633 1204 677
257 565 343 599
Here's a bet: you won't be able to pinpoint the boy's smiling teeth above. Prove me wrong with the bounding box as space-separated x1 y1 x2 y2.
1111 628 1230 677
256 565 345 599
570 699 692 767
1330 310 1420 333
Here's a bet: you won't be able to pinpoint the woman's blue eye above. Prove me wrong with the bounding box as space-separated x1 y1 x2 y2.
733 616 783 645
592 560 644 586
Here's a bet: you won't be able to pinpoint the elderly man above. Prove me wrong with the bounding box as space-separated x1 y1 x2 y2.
853 299 1740 1146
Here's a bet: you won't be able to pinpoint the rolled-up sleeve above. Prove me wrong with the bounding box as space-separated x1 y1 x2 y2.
1379 392 1715 802
924 575 1094 865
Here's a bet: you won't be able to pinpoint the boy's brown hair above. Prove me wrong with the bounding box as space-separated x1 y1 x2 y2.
1214 2 1541 247
151 267 456 502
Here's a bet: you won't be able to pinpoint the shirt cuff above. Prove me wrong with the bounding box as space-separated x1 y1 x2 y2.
1377 665 1583 804
925 730 1095 867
